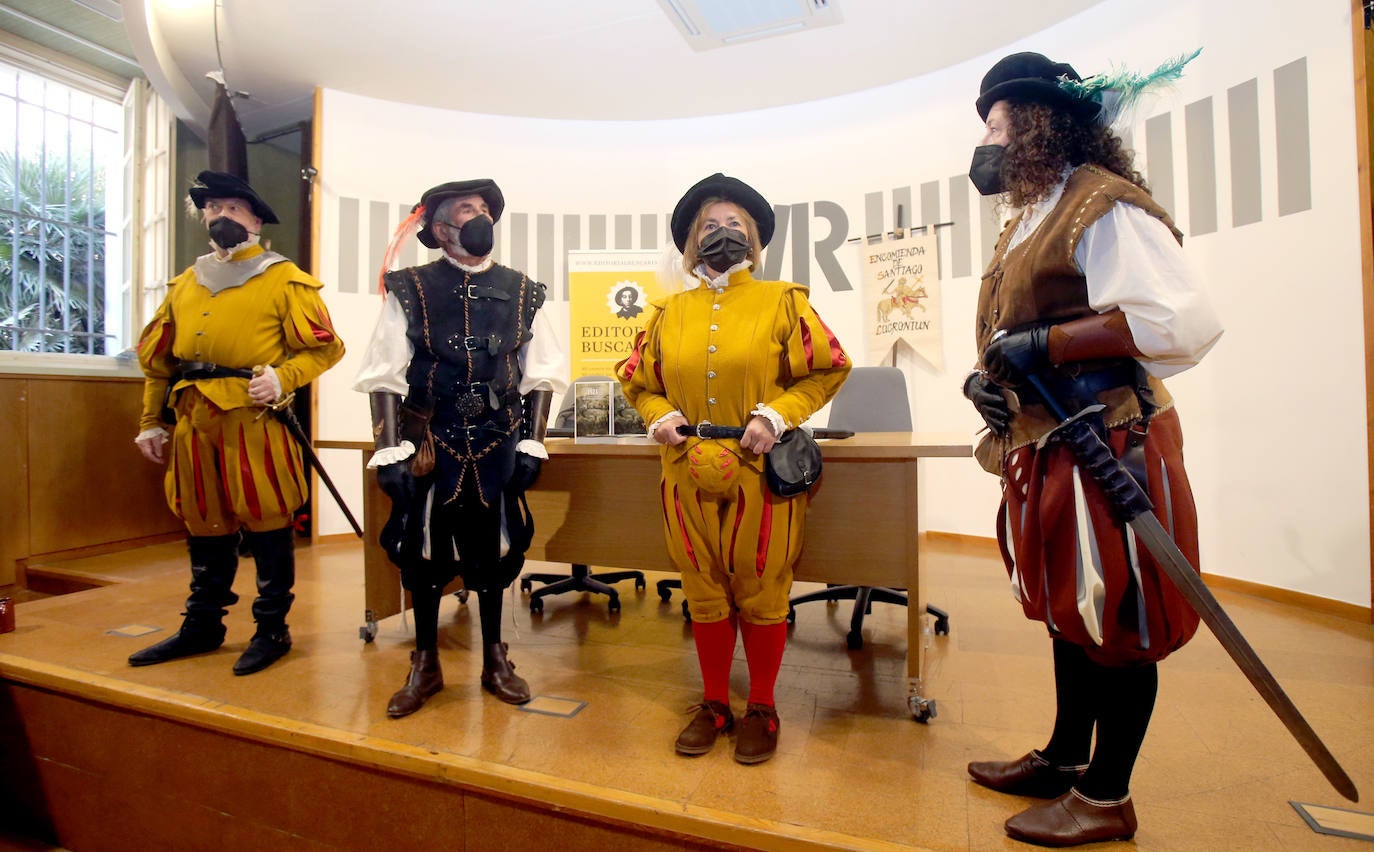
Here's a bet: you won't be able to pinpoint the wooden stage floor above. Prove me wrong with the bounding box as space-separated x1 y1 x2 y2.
1 536 1371 850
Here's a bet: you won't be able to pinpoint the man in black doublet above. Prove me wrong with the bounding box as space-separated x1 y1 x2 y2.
354 179 566 717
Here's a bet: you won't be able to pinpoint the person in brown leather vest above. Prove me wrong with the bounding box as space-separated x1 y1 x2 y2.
962 52 1222 847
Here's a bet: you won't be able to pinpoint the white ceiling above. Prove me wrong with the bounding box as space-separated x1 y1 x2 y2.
121 0 1109 139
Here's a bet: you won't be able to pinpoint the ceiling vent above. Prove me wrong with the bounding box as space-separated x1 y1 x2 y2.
658 0 843 51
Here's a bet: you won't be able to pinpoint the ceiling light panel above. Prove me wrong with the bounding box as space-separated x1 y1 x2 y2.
658 0 842 51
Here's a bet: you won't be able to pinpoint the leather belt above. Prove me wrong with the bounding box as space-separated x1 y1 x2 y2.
180 361 254 381
1017 363 1140 408
676 422 854 440
438 382 522 418
676 422 746 440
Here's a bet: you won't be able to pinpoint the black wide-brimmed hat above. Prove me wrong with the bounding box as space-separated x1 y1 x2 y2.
976 52 1101 122
187 170 279 224
414 179 505 249
670 173 775 252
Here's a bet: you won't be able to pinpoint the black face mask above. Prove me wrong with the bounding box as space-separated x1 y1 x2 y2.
968 144 1007 196
456 215 494 257
208 217 251 251
698 227 750 271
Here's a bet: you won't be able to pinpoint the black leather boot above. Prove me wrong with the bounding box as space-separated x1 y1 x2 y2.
233 626 292 675
233 528 296 675
387 650 444 718
481 642 531 705
128 616 226 666
129 535 238 667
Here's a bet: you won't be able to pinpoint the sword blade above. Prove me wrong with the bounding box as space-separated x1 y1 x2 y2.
1126 511 1359 802
273 405 364 538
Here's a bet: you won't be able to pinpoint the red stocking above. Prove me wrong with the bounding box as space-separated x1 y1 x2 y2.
739 620 787 706
692 616 737 704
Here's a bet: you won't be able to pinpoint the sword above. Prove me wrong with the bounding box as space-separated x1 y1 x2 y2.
1022 369 1359 802
253 376 364 538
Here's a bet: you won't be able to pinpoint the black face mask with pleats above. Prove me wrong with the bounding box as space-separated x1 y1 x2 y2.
698 227 750 271
457 215 494 257
208 217 250 251
968 144 1007 196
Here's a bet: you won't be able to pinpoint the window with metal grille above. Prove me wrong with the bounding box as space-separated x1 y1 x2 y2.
0 59 123 354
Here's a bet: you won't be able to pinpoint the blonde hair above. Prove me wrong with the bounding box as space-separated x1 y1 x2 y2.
680 198 764 276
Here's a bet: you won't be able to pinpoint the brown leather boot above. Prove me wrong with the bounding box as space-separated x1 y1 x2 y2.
674 700 734 756
1004 790 1137 847
734 702 780 765
480 642 531 705
387 650 443 718
968 751 1086 798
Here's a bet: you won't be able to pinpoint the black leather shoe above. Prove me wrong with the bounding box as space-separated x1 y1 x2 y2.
480 642 531 705
387 650 444 718
734 703 780 765
1004 790 1137 847
128 618 226 666
674 701 734 756
968 751 1086 798
232 627 292 675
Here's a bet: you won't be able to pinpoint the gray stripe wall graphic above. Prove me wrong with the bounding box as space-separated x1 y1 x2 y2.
331 58 1311 299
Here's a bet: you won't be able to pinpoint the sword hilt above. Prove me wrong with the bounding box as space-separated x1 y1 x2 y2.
251 365 296 421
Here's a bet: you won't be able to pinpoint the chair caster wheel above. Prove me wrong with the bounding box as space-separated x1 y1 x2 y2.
520 578 532 593
530 597 544 614
846 631 864 650
681 600 691 622
635 577 647 591
933 616 950 635
608 595 621 614
785 606 796 625
909 696 937 723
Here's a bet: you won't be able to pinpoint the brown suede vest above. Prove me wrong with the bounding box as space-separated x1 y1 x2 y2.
974 165 1183 472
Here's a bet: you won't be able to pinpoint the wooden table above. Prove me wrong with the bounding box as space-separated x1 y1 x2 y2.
320 433 971 718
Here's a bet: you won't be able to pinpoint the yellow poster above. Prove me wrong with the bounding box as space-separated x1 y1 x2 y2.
858 232 943 369
567 250 664 379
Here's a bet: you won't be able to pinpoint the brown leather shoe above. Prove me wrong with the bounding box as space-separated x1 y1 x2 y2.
968 751 1086 798
480 642 531 705
674 701 734 756
1004 790 1137 847
387 649 443 718
733 702 780 765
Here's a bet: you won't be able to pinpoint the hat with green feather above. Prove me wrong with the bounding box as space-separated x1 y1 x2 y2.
977 49 1202 128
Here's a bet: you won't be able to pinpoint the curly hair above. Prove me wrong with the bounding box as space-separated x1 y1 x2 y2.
1000 101 1147 207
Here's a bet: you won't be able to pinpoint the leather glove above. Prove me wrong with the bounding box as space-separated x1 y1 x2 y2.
375 461 415 503
964 371 1012 436
507 451 543 493
982 325 1051 386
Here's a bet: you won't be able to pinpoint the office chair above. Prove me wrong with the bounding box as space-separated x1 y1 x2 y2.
518 376 647 614
785 366 950 649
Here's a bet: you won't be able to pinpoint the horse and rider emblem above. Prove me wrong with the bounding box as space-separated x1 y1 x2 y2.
877 276 928 323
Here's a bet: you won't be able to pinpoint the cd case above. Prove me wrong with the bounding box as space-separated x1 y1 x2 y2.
573 380 647 442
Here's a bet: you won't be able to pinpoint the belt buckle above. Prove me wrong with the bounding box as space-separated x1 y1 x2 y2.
695 419 712 440
464 284 483 299
455 392 485 418
463 336 482 351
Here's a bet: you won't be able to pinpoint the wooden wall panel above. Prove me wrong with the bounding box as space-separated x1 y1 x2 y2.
0 375 181 578
0 379 29 587
25 377 178 556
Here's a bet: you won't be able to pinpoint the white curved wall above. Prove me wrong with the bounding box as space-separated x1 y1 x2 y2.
311 0 1370 607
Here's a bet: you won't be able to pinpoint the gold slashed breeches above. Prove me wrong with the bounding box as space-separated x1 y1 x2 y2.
166 387 307 536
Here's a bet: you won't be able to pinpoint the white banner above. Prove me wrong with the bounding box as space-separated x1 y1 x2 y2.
858 231 942 369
